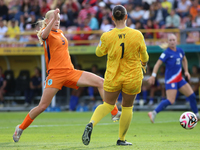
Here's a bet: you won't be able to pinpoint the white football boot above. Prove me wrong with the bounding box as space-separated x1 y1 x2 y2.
13 125 23 142
112 111 121 122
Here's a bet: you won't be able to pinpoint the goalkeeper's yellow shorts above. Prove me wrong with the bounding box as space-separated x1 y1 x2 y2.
103 77 142 95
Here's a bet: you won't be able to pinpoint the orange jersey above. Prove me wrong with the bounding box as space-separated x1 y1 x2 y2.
42 29 74 73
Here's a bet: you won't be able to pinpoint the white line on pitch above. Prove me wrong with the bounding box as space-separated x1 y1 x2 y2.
29 122 117 128
0 120 178 129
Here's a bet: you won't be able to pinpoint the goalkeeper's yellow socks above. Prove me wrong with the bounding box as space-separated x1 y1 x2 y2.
102 99 118 116
90 102 115 126
119 106 133 141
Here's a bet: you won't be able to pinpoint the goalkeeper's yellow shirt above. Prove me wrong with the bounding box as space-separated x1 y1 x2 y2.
96 27 149 94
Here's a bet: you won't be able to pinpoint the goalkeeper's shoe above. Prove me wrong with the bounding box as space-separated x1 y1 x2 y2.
112 111 121 122
13 125 23 142
82 122 93 145
116 140 132 146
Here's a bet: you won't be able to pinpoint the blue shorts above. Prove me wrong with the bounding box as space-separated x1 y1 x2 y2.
165 79 187 90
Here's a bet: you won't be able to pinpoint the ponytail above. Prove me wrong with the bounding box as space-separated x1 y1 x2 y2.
159 42 169 50
36 19 47 45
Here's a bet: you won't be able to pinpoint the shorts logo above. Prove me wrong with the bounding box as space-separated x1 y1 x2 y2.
48 79 53 85
171 83 175 88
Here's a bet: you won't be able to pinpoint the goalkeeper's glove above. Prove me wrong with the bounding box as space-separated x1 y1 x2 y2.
141 62 147 73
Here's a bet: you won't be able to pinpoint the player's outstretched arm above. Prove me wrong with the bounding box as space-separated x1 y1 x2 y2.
42 8 60 39
147 59 163 85
182 56 190 81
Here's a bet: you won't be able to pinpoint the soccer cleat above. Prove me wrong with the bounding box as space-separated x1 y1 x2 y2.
196 113 200 121
116 140 132 146
112 111 121 122
148 111 155 123
82 123 93 145
13 125 23 142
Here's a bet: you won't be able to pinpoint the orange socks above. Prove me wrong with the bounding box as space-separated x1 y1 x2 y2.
19 113 34 130
111 105 118 116
103 99 118 116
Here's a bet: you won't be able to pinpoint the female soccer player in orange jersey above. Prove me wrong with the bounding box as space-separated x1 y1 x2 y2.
82 5 149 146
13 8 120 142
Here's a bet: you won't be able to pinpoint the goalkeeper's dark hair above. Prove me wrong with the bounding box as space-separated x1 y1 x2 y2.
112 5 127 20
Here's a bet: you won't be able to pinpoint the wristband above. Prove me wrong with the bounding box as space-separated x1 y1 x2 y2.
152 72 156 77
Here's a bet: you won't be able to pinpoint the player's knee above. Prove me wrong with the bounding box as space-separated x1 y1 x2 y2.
168 99 174 104
38 104 49 112
97 78 104 88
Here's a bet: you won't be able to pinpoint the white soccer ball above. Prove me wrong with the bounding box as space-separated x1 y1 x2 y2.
179 112 198 129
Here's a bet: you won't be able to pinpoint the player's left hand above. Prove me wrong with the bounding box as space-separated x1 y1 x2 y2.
185 71 190 81
141 65 146 73
141 61 147 73
53 8 60 20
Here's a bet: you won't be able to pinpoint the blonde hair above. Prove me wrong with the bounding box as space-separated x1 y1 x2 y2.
159 42 168 50
167 33 176 41
159 34 176 50
37 10 55 45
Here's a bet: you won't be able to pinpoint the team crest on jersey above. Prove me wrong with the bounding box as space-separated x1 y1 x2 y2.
171 83 175 88
48 79 53 85
179 53 182 58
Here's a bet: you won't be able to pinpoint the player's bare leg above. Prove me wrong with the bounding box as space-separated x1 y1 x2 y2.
77 71 121 121
77 71 104 97
13 88 58 142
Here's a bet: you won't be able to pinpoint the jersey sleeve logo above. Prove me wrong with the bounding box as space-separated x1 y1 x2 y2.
160 53 166 59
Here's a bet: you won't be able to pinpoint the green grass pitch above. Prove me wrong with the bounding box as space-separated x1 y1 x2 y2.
0 111 200 150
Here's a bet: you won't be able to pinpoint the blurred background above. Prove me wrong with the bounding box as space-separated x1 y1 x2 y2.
0 0 200 112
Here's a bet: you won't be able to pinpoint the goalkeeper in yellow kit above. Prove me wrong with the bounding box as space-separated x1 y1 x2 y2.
82 5 149 146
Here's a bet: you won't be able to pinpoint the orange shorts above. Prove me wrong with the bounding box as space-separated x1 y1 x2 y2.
44 69 83 90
